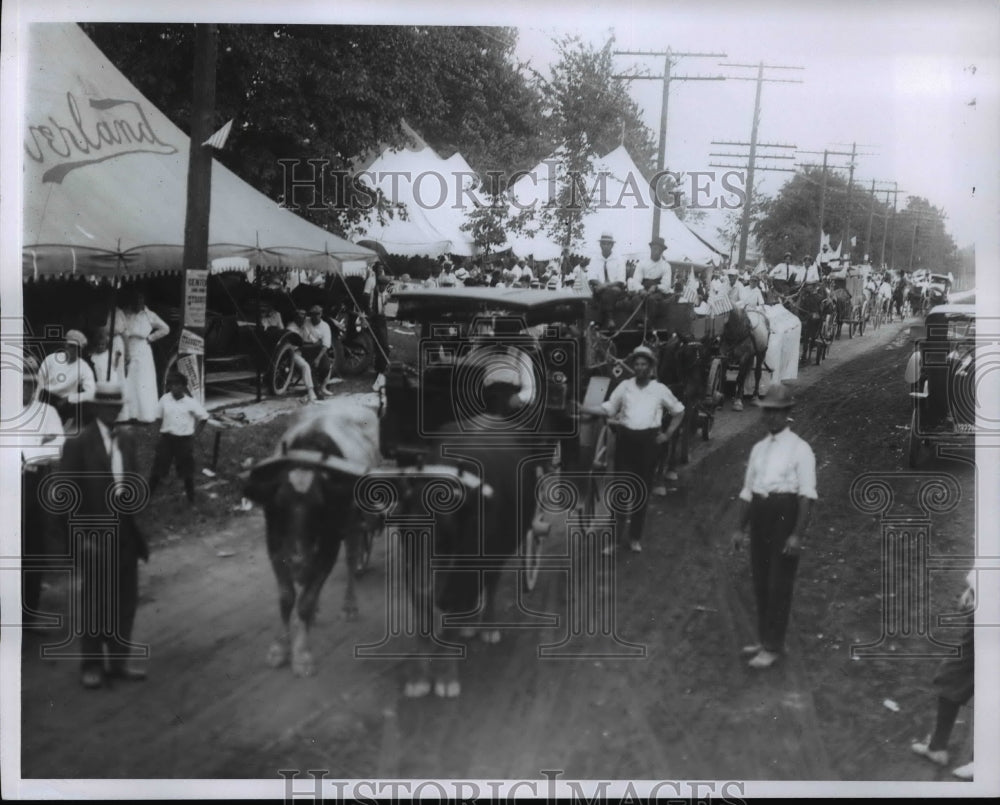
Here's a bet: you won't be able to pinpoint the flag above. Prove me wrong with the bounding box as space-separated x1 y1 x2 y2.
681 268 699 304
202 119 234 150
850 236 857 248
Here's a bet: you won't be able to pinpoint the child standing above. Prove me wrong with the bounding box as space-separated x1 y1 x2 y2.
148 373 214 504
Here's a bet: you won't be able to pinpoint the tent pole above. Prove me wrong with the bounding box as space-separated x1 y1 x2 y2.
255 267 262 403
106 279 117 381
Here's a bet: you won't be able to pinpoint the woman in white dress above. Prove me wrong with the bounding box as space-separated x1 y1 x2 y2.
111 289 170 422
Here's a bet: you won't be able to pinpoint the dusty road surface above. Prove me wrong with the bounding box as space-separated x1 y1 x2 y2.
21 315 976 782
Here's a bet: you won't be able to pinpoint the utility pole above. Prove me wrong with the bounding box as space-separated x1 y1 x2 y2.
714 61 803 270
797 146 875 259
613 49 726 243
879 188 892 270
864 178 877 261
841 142 857 261
179 23 218 404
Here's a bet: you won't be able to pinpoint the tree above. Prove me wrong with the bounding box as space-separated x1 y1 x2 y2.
79 23 550 235
529 35 658 251
891 197 958 275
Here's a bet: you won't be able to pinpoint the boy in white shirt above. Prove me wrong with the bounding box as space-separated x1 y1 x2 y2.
148 373 217 504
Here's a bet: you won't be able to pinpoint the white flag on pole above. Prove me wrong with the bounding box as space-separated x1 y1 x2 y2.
203 119 234 150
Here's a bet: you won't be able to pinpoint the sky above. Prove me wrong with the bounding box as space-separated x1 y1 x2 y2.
512 1 999 250
4 0 998 254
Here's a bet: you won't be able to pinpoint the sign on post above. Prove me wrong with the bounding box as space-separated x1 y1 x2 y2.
179 269 209 403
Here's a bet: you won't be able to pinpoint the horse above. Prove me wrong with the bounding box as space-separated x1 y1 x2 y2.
720 307 770 410
892 279 909 319
655 334 712 470
784 283 830 365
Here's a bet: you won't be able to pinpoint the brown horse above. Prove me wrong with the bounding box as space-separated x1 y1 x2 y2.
721 307 770 410
785 283 831 365
656 335 712 470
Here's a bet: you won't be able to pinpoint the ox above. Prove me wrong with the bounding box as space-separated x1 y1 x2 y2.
243 400 380 677
364 369 552 698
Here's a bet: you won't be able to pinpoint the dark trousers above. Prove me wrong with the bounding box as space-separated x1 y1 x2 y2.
150 433 195 500
613 427 659 543
301 343 333 386
22 465 54 615
749 493 801 652
78 537 139 673
371 314 390 372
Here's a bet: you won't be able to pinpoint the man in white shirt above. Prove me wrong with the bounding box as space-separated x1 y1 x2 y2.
301 305 335 392
726 268 746 305
800 256 821 284
742 276 766 309
36 330 96 423
768 252 796 283
586 232 627 291
633 236 674 292
730 384 816 670
580 345 685 553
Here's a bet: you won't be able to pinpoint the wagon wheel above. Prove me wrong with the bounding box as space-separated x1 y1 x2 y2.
269 341 298 395
339 332 374 376
161 351 180 396
703 357 723 441
522 451 558 595
856 304 867 337
907 409 923 469
821 313 837 344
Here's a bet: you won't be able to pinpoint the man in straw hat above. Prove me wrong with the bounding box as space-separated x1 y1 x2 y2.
579 345 685 553
59 381 150 688
586 232 627 291
632 235 673 293
730 383 816 669
36 330 96 425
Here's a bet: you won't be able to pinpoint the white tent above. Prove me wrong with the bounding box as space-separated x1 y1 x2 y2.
354 144 479 257
23 23 375 281
506 146 724 265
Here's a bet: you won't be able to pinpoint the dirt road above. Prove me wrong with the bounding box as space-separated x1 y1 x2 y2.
21 316 976 782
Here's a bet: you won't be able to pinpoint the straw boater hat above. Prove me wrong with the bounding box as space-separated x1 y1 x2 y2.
599 232 615 243
754 383 795 409
626 345 657 365
483 364 522 388
65 329 88 348
90 381 125 408
726 268 739 277
455 268 470 280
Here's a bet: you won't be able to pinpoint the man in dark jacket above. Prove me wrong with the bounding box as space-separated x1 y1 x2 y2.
59 381 150 689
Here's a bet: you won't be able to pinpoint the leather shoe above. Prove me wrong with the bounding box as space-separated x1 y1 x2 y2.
740 643 764 656
107 665 147 682
747 649 780 669
81 669 104 689
911 738 948 766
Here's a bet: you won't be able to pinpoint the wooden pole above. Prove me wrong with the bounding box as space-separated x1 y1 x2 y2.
736 62 764 273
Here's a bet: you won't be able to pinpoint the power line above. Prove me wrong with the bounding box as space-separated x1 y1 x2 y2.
613 47 728 243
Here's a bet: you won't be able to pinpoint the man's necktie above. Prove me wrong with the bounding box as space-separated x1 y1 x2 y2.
604 260 609 283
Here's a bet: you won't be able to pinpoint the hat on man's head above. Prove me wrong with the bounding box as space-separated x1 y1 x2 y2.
65 329 88 348
455 268 470 280
626 345 658 365
91 381 125 408
482 364 522 389
308 305 323 316
784 251 792 257
649 236 667 249
599 232 615 243
726 268 739 277
754 383 796 409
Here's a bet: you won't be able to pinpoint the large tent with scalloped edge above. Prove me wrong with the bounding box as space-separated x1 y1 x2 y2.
352 143 478 257
23 23 375 283
507 146 725 266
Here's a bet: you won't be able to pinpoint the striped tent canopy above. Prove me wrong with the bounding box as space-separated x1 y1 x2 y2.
23 24 375 282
